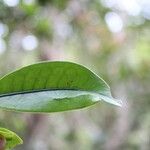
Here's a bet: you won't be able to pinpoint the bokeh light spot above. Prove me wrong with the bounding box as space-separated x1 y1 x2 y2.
22 35 38 51
3 0 19 7
105 12 123 33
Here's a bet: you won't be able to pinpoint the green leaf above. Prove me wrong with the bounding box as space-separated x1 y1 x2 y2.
0 61 121 113
0 127 23 150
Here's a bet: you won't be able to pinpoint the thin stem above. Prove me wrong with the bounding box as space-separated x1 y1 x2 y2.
0 136 5 150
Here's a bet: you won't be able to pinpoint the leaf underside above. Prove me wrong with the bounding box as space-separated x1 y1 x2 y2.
0 61 121 113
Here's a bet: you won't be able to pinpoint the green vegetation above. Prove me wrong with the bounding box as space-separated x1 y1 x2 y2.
0 61 120 149
0 61 120 113
0 128 22 150
0 0 149 150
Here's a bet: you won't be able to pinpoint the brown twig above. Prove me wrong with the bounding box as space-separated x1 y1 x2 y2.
0 135 6 150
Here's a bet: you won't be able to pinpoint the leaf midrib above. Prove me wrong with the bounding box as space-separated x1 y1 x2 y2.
0 88 102 98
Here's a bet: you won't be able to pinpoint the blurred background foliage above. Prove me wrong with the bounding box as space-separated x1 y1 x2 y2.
0 0 150 150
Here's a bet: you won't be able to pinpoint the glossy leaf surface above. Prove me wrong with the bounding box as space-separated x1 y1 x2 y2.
0 61 121 112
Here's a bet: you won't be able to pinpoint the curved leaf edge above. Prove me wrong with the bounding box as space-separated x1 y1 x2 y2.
0 127 23 150
0 61 110 90
0 61 115 99
0 61 122 113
